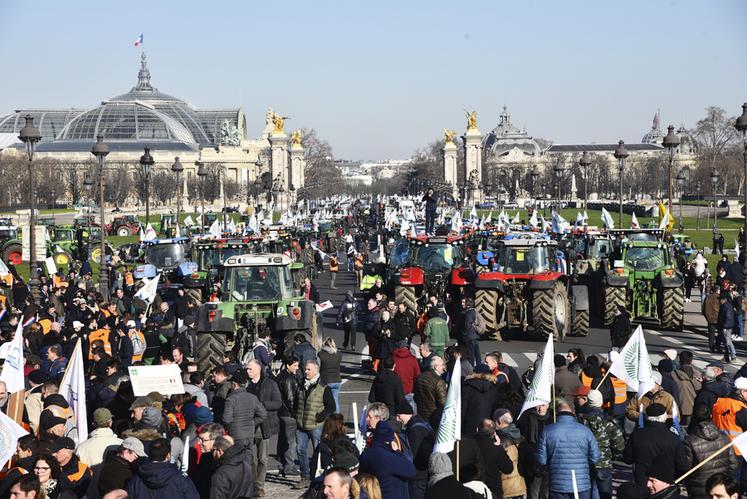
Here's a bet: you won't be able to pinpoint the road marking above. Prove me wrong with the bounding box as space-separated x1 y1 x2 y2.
524 352 538 363
501 353 518 367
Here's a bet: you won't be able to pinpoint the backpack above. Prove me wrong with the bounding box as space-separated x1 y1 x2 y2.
473 310 487 335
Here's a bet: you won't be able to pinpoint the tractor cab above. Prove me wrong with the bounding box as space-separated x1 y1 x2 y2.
142 238 190 273
159 214 178 237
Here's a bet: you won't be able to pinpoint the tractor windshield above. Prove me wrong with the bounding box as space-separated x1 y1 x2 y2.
197 248 221 270
54 229 74 241
625 246 667 271
144 244 186 268
590 239 611 259
224 265 294 301
495 245 553 274
413 244 461 273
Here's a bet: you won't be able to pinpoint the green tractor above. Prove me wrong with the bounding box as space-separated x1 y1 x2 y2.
0 221 22 266
195 253 315 372
185 237 261 296
159 214 178 238
49 224 109 266
603 239 684 330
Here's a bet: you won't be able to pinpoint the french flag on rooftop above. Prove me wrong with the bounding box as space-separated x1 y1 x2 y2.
134 34 143 47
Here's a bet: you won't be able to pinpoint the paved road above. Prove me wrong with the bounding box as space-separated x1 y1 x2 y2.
262 267 742 497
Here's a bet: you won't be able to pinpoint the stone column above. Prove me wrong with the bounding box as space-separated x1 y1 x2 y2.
269 131 290 212
290 141 305 190
443 138 458 200
463 118 484 205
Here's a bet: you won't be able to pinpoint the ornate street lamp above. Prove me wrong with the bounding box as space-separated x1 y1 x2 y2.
734 103 747 284
171 157 183 235
83 172 94 259
196 160 207 231
91 134 110 299
711 168 720 231
553 162 565 210
139 147 154 226
662 125 680 216
579 152 591 210
614 140 629 227
18 115 42 302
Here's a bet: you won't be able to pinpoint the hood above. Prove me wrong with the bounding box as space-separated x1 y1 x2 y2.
372 421 398 449
136 461 183 489
393 347 412 359
122 427 162 442
219 443 249 465
321 344 337 354
583 365 602 379
464 373 496 392
692 420 722 441
496 423 522 441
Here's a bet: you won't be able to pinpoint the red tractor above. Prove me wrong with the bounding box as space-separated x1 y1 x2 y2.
386 234 472 312
473 236 589 340
107 215 141 237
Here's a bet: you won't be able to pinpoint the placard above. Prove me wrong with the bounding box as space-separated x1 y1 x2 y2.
128 364 185 396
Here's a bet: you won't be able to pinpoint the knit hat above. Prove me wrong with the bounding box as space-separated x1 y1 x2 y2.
43 394 69 409
28 370 47 385
395 400 414 415
428 452 453 484
333 439 359 472
616 481 648 499
372 420 397 445
657 359 674 373
735 377 747 390
183 403 214 425
49 437 76 452
93 408 112 425
141 407 163 428
646 459 674 484
645 403 667 418
587 389 604 408
39 410 66 431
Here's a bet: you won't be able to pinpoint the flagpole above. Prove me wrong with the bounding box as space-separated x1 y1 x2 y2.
674 441 734 484
594 370 611 391
456 440 460 482
552 383 556 423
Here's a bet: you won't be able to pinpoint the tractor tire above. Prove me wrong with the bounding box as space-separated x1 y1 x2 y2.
2 244 22 266
475 289 501 338
604 287 627 326
53 252 72 267
117 227 130 237
572 309 590 337
90 247 102 262
395 285 417 313
197 332 227 373
661 287 685 330
532 282 570 341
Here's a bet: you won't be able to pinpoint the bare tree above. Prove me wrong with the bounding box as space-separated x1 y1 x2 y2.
694 106 737 172
66 163 84 206
300 128 344 198
104 164 133 207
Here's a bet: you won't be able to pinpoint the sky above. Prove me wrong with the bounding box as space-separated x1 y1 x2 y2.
0 1 745 160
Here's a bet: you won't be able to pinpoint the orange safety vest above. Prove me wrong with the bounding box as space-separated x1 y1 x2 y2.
611 377 628 405
712 396 747 454
131 330 146 362
581 371 593 388
329 258 339 272
88 328 112 359
125 271 135 287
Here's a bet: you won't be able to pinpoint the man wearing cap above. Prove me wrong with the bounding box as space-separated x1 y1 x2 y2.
577 389 624 499
645 460 680 499
98 437 148 496
694 362 732 409
50 437 93 497
623 403 687 486
396 400 433 499
625 371 674 422
24 370 47 434
712 376 747 492
76 408 123 467
221 368 267 450
209 434 254 499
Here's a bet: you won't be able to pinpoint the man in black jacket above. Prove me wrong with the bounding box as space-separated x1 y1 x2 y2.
694 362 732 409
275 356 301 476
368 356 406 416
422 188 437 235
247 359 282 496
210 434 254 499
475 418 514 499
221 369 267 449
396 401 433 499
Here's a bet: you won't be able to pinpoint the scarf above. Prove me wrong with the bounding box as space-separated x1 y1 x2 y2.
304 373 320 390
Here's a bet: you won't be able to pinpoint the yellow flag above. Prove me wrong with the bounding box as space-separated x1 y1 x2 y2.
658 202 676 232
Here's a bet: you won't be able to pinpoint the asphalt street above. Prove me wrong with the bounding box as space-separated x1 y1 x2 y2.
263 267 742 497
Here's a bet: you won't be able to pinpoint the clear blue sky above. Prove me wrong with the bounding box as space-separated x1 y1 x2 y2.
0 0 744 160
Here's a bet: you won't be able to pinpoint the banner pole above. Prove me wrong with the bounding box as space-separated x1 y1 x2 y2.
675 441 734 484
594 370 611 391
456 439 460 482
552 383 556 423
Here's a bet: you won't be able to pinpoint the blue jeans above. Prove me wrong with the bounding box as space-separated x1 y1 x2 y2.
404 392 417 413
465 339 480 367
737 314 744 338
296 426 322 479
550 490 591 499
591 468 613 499
327 382 341 413
723 328 737 359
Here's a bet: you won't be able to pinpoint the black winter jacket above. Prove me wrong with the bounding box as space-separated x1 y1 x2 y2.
275 369 300 418
694 376 732 410
246 375 282 439
221 386 267 444
475 432 513 499
623 421 688 486
461 373 499 436
682 420 737 499
368 369 406 415
210 444 254 499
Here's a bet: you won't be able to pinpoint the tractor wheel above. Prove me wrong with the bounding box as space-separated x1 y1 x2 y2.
604 287 626 326
2 244 22 266
197 332 227 373
90 247 102 262
572 309 590 337
53 252 72 267
661 287 685 330
117 227 130 237
532 282 570 341
475 289 501 339
395 285 417 312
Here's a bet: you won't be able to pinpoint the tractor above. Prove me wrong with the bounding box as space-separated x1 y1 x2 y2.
386 234 471 313
0 222 22 266
141 238 191 277
159 214 178 237
564 230 613 321
603 239 684 329
195 253 315 372
49 224 109 266
473 236 590 340
107 215 141 237
184 237 260 296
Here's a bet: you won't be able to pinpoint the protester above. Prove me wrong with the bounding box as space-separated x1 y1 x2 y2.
126 438 199 498
209 434 254 498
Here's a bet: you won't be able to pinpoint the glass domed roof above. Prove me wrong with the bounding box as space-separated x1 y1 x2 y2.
483 106 542 158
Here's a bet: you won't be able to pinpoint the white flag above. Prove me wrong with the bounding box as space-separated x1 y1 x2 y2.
583 210 589 221
0 321 24 394
433 356 461 453
183 215 194 227
519 334 554 418
0 410 28 469
227 219 237 233
248 214 259 233
208 218 222 237
736 240 741 261
470 205 478 221
575 212 584 227
601 207 615 229
608 325 655 399
658 209 670 231
400 218 410 236
732 431 747 459
181 435 190 474
631 212 640 229
512 212 521 224
143 223 157 241
540 216 551 232
551 210 568 233
134 274 161 305
58 339 88 444
175 224 181 238
529 210 539 228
